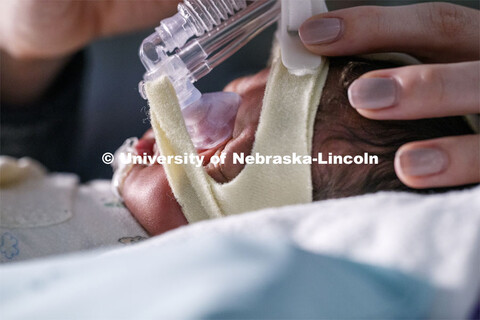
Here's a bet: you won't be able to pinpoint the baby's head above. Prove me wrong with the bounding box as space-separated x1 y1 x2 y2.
122 57 473 235
312 57 472 200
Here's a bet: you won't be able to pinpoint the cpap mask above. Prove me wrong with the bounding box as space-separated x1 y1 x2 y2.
142 0 329 222
139 0 280 150
138 0 325 150
112 0 326 199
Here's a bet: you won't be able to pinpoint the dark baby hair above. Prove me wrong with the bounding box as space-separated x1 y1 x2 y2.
312 57 474 200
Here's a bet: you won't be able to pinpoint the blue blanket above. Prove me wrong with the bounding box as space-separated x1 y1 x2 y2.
0 233 431 319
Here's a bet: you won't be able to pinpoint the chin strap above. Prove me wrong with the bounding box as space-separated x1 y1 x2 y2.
146 51 329 223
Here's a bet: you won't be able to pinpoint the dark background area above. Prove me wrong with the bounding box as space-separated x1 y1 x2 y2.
69 0 478 180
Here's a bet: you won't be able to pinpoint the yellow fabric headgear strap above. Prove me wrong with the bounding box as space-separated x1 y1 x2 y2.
146 53 329 223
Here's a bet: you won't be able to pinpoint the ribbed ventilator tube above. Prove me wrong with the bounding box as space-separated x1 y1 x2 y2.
179 0 248 36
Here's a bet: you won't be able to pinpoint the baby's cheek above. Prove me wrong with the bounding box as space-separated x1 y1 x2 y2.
123 165 188 236
204 128 257 183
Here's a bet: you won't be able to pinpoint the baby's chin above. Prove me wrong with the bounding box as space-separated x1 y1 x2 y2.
123 69 268 236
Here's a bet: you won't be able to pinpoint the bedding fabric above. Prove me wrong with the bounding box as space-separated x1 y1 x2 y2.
146 185 480 319
0 234 432 319
0 185 479 319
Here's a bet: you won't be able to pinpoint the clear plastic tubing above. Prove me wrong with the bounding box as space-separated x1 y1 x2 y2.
139 0 280 149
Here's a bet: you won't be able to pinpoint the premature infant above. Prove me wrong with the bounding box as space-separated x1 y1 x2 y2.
0 56 473 263
121 57 474 235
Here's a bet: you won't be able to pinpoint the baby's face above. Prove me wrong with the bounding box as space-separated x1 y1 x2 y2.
122 69 270 235
122 57 472 235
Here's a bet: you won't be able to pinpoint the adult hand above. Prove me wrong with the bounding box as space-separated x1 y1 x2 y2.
299 2 480 189
0 0 178 59
0 0 179 105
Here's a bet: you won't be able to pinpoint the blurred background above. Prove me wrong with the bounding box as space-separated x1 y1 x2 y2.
24 0 479 180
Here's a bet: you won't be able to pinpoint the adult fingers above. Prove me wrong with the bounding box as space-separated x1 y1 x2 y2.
299 2 479 63
91 0 179 38
348 61 480 120
0 0 180 59
394 134 480 188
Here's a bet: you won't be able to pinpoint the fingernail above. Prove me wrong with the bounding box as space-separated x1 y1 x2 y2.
299 18 343 45
348 78 398 110
397 148 448 177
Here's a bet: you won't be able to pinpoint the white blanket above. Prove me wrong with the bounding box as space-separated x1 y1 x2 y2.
120 185 480 319
1 180 479 318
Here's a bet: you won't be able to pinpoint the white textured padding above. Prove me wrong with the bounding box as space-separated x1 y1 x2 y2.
279 0 327 76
